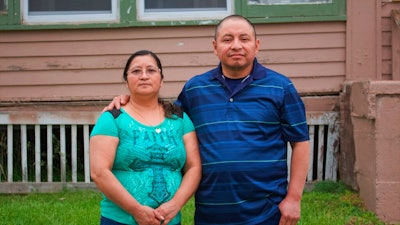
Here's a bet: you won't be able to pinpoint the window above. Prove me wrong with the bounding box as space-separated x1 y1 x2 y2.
137 0 234 21
0 0 6 13
248 0 332 4
243 0 344 21
0 0 345 29
0 0 14 26
22 0 119 24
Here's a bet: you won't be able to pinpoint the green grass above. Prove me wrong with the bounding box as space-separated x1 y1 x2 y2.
0 181 397 225
300 181 392 225
0 190 100 225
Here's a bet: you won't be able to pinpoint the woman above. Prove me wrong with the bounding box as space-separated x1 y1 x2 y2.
90 50 201 225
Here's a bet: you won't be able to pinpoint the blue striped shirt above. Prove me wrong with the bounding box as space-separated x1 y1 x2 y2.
175 59 309 225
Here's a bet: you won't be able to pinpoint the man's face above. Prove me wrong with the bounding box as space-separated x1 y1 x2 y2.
213 18 259 77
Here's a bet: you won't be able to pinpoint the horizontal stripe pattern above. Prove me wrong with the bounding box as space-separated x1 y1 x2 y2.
175 59 309 224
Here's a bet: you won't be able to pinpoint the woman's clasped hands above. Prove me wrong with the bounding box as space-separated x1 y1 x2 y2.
133 205 165 225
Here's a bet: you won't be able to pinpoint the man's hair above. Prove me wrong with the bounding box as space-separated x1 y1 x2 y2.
214 15 257 40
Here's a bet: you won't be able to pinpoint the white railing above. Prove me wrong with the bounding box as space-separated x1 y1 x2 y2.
0 111 339 193
288 112 340 182
0 111 100 193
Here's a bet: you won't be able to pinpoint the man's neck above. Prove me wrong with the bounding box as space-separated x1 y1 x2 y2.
221 64 253 79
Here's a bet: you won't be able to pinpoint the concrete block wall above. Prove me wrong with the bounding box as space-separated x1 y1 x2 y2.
349 80 400 223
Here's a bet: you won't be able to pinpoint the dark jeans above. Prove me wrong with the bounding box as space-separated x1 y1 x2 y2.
100 216 181 225
100 216 127 225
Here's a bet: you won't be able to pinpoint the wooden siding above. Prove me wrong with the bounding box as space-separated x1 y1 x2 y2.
0 22 345 103
381 2 400 80
393 9 400 80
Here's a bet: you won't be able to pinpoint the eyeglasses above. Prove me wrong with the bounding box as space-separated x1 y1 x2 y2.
128 67 161 77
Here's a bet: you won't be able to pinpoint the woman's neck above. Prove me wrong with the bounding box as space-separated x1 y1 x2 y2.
125 99 163 126
129 96 159 109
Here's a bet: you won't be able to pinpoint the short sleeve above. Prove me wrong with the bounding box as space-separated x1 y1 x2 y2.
182 112 195 135
90 111 119 137
280 83 309 142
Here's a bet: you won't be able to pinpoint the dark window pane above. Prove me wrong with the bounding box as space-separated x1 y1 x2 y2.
248 0 332 4
28 0 111 12
0 0 6 12
145 0 226 9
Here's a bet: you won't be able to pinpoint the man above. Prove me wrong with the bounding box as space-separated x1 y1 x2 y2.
107 15 310 225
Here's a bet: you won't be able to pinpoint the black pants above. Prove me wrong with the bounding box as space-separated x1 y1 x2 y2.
100 216 181 225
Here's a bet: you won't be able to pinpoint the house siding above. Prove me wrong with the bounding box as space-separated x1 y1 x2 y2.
381 2 399 80
0 22 344 112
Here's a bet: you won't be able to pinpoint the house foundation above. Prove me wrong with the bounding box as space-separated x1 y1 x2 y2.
347 80 400 223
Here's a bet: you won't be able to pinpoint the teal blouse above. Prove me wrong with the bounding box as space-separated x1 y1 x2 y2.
90 108 195 225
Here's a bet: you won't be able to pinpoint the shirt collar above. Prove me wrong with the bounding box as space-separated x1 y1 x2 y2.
210 58 266 81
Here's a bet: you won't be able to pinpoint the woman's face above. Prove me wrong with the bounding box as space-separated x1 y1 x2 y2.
126 55 163 97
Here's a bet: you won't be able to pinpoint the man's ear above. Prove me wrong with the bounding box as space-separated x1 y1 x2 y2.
212 40 218 55
255 38 260 55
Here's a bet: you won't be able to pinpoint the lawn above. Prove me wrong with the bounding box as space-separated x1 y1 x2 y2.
0 181 396 225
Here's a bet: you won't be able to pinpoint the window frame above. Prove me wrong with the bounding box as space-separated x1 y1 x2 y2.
0 0 346 30
136 0 234 21
0 0 18 26
21 0 119 24
242 0 346 22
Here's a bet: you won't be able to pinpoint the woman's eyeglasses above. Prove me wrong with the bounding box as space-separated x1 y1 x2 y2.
128 67 161 77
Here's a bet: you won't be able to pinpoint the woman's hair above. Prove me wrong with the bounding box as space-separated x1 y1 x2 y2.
122 50 182 118
123 50 164 81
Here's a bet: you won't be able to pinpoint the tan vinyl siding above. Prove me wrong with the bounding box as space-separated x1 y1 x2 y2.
251 22 345 95
381 3 398 80
0 22 345 103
